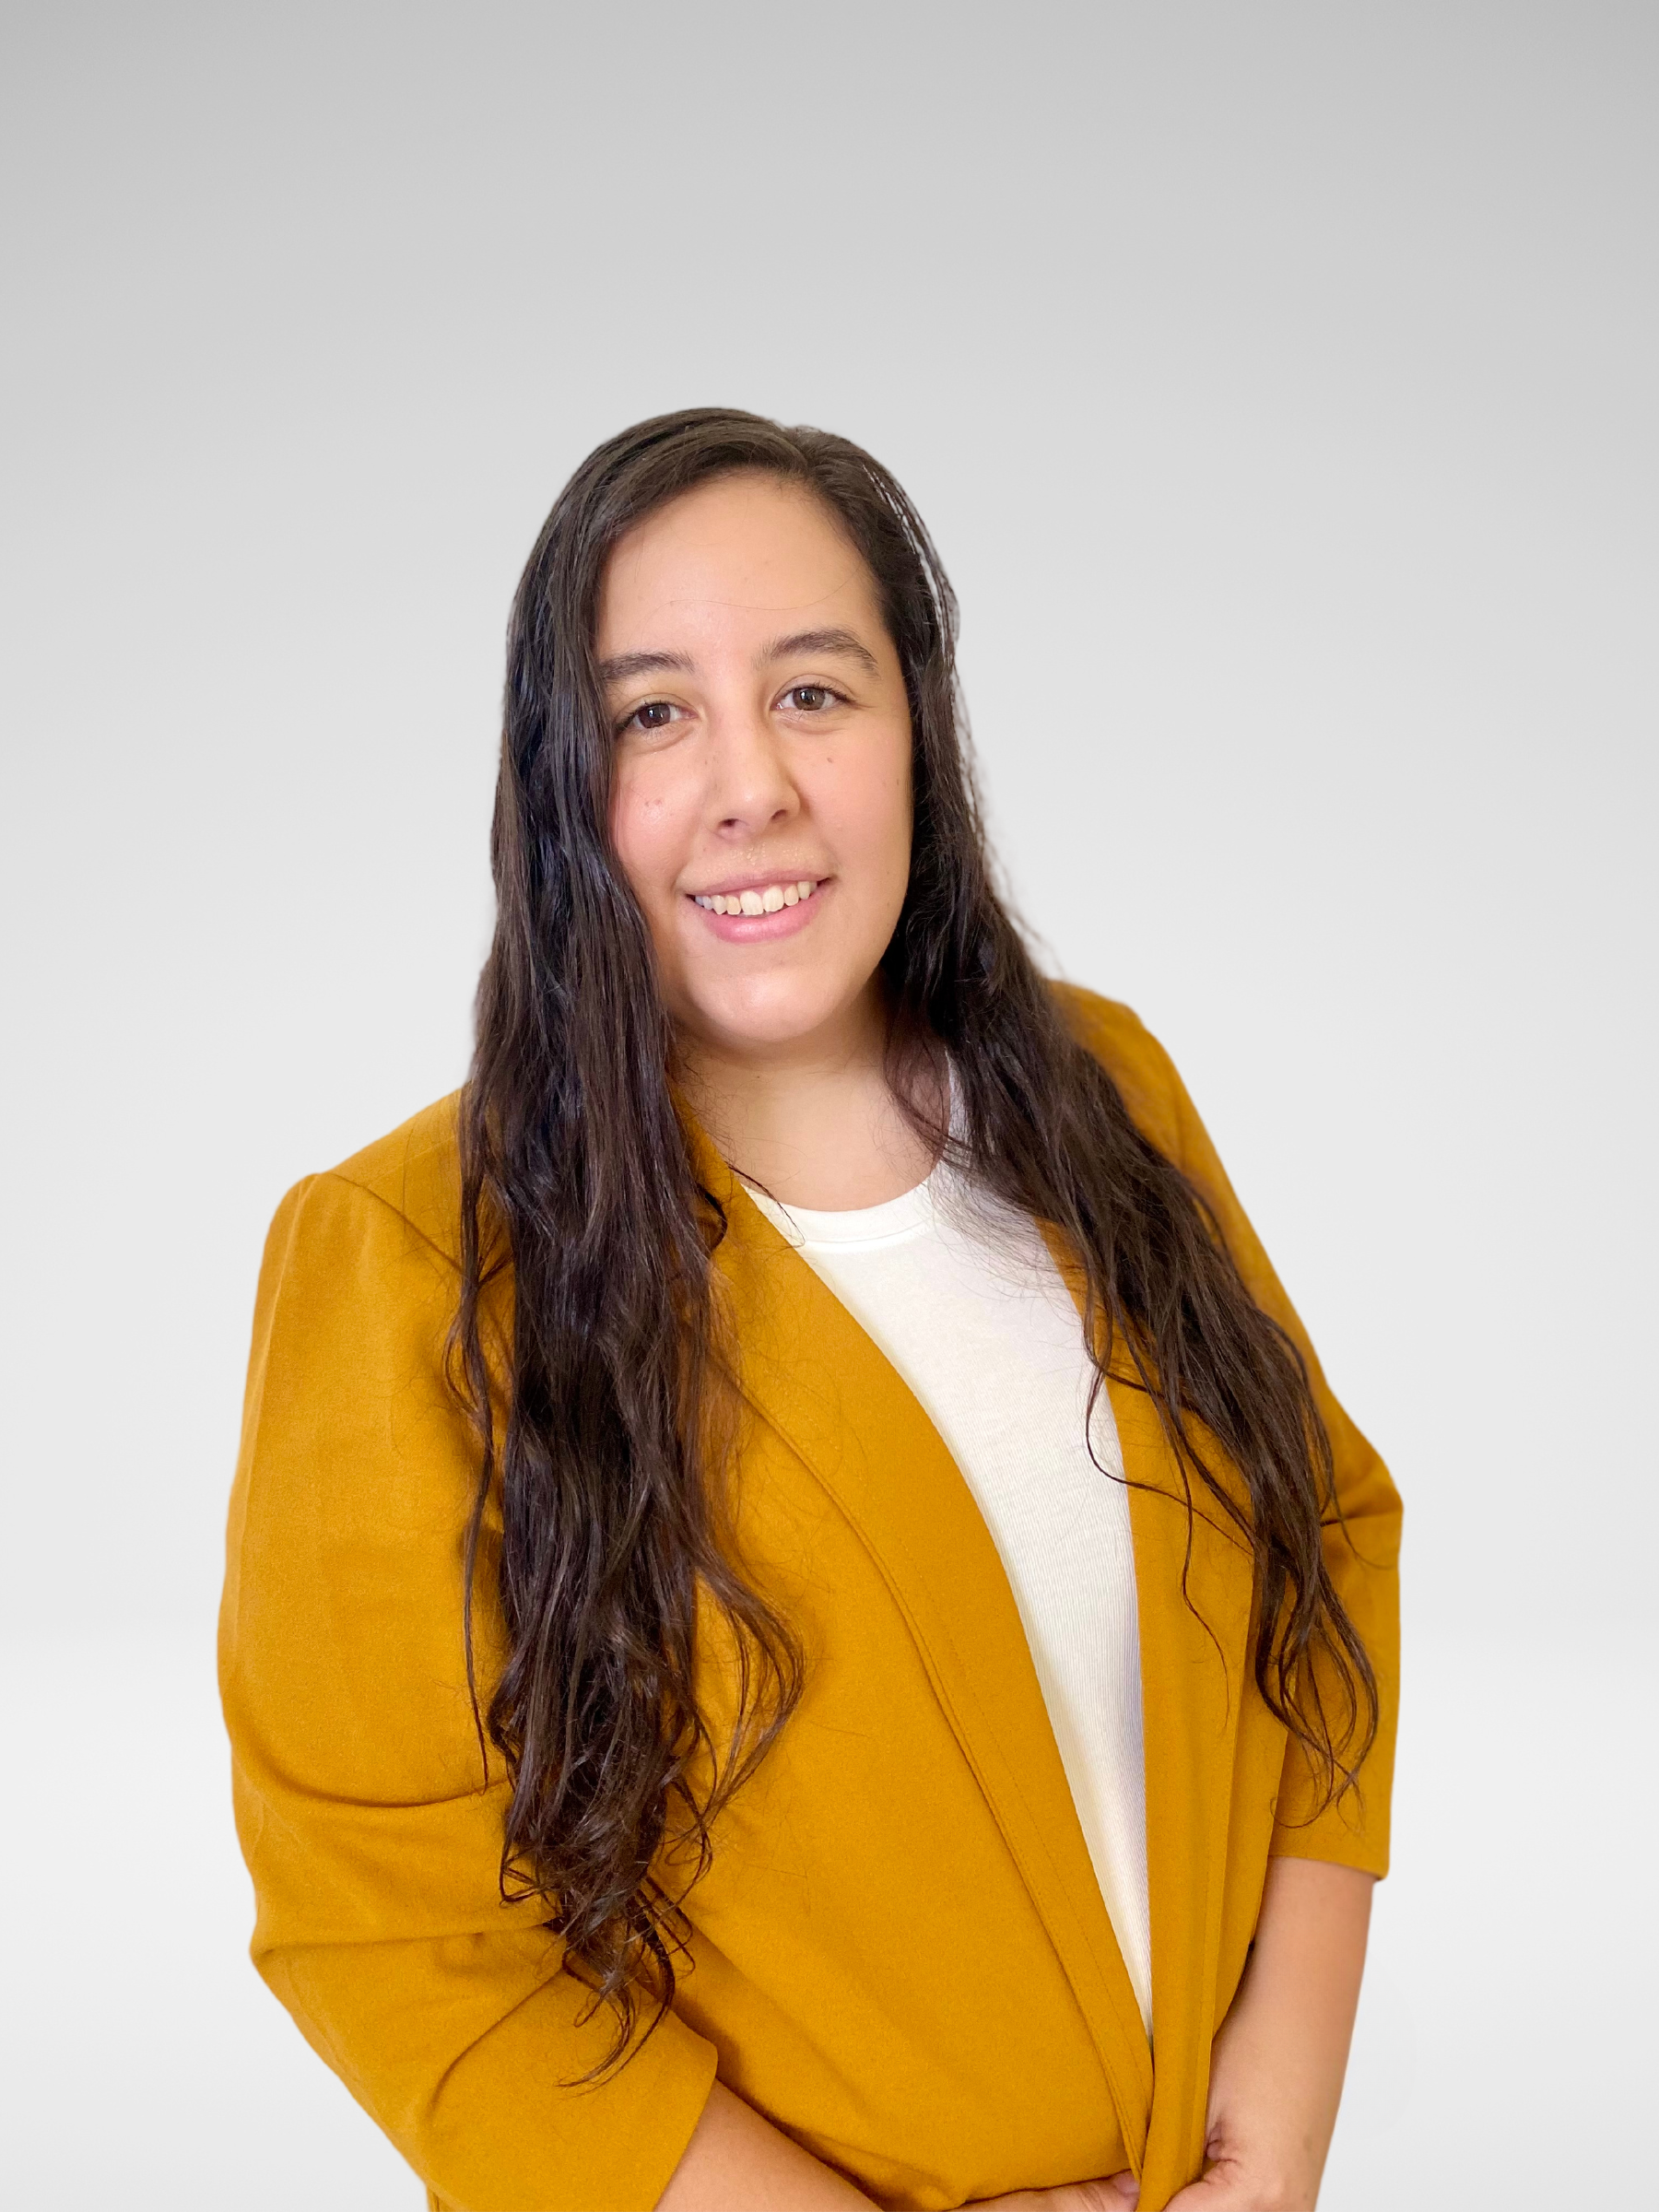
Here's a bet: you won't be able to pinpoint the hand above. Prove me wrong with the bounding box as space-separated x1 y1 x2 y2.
1158 2009 1328 2212
971 2175 1139 2210
1161 2116 1305 2211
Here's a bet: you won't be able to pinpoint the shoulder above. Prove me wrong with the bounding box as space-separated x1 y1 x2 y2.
285 1092 465 1267
246 1094 466 1356
1046 982 1187 1164
243 1098 468 1453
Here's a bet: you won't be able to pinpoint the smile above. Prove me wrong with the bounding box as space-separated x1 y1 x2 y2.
691 878 818 916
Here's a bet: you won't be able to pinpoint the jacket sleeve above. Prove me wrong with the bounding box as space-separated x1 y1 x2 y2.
218 1173 718 2212
1074 995 1403 1878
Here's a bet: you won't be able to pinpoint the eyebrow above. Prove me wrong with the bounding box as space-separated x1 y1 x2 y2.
595 627 879 688
595 648 695 684
760 627 879 675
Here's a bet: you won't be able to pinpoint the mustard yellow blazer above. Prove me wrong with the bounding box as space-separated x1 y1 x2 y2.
218 989 1400 2212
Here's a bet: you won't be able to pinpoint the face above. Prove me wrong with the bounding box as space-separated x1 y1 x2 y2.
598 473 914 1064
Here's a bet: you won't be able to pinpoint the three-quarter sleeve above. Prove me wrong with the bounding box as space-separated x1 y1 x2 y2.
218 1172 718 2211
1124 1016 1403 1878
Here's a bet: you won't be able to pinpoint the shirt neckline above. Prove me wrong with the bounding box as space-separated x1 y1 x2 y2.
742 1171 938 1252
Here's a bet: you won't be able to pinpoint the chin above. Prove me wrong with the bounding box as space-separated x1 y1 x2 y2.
688 974 860 1055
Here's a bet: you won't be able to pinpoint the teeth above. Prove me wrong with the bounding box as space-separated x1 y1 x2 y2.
694 878 818 915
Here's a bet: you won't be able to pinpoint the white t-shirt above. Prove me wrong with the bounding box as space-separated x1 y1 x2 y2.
745 1161 1154 2032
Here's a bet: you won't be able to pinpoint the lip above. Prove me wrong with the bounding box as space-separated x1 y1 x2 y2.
685 876 830 943
686 871 825 900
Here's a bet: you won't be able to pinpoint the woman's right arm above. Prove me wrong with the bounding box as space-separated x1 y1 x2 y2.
660 2082 1138 2211
220 1171 719 2209
658 2082 877 2208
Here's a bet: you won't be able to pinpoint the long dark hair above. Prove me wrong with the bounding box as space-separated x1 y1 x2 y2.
453 406 1377 2065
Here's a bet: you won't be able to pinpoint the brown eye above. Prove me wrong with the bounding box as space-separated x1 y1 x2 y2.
782 685 838 712
627 700 679 733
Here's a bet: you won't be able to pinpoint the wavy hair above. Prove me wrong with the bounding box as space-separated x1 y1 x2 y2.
453 406 1377 2069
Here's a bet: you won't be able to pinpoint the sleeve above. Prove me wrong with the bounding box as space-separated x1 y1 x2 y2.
1077 999 1403 1878
218 1173 718 2212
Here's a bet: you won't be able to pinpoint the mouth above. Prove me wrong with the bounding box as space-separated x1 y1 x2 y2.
689 877 820 917
684 874 829 941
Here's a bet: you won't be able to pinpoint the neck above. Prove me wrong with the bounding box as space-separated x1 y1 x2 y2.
677 989 941 1210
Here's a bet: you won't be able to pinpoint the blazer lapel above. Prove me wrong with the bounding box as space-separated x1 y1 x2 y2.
1039 1233 1257 2209
699 1146 1157 2165
1111 1373 1254 2205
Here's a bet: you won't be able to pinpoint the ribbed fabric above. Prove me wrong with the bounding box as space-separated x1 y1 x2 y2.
745 1163 1153 2031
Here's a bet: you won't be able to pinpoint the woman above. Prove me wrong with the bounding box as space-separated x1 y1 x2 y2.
220 408 1400 2212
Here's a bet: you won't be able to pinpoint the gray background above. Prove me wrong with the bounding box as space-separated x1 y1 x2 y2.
2 3 1653 2205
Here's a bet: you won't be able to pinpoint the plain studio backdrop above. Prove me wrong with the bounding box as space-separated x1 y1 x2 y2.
2 3 1653 2205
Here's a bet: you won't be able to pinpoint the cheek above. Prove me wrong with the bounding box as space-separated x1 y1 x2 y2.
816 736 912 887
610 763 688 901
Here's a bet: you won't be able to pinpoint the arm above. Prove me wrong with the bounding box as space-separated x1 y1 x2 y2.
1082 996 1403 1876
1166 1858 1373 2210
660 2083 1151 2212
1144 1028 1391 2204
658 2082 878 2210
1157 1027 1403 1878
220 1175 719 2210
1053 995 1398 2209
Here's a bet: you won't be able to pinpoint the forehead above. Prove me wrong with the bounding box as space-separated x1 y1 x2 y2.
595 475 880 648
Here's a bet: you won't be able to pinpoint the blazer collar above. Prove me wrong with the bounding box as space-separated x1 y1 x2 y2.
693 1124 1252 2205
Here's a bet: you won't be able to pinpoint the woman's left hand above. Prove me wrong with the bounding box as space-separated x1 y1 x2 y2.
1159 2094 1315 2211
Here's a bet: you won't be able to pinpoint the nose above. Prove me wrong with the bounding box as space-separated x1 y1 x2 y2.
706 700 800 840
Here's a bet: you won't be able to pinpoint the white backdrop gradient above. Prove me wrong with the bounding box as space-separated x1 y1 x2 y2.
2 5 1653 2206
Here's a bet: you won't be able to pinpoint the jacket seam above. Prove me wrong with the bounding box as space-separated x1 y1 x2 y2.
313 1167 460 1273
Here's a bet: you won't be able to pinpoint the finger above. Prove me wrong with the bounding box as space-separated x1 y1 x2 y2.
1073 2178 1139 2210
1161 2180 1237 2210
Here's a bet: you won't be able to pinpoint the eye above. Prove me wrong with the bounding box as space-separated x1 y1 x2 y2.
621 699 683 735
779 684 843 714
